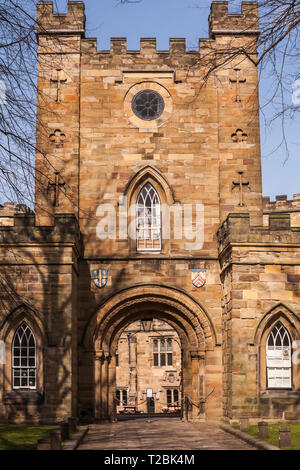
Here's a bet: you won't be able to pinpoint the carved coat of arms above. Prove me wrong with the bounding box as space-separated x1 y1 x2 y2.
92 268 108 288
191 269 206 288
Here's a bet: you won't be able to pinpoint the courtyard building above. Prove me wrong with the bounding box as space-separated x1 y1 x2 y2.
116 319 181 416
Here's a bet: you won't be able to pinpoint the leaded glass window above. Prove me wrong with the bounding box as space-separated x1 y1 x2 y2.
167 339 173 366
266 322 292 389
153 338 172 367
166 389 179 406
136 183 161 251
12 323 36 390
132 90 164 121
116 389 128 406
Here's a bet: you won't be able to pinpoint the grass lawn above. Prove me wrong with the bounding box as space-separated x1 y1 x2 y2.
233 423 300 450
0 424 58 450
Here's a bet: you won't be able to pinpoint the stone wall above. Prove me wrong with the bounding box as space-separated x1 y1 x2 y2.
219 214 300 420
0 213 80 423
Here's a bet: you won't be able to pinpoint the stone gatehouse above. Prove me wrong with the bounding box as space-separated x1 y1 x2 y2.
0 0 300 425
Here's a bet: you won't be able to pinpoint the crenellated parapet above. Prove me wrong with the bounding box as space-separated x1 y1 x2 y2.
263 194 300 213
36 1 86 35
218 213 300 254
80 36 214 58
209 1 259 36
0 212 81 248
36 1 258 55
0 203 33 227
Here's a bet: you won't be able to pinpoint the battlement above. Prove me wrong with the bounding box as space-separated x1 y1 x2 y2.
263 194 300 213
209 1 259 36
36 1 86 35
36 1 259 50
0 211 81 247
218 213 300 254
0 203 33 227
81 36 215 58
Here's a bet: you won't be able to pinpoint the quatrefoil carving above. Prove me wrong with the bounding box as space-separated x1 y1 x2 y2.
49 129 66 148
231 128 248 143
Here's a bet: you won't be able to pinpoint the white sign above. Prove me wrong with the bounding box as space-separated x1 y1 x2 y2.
0 341 5 364
146 388 153 398
267 346 291 388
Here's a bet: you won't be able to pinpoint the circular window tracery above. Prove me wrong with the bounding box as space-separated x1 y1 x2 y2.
132 90 165 121
124 82 172 130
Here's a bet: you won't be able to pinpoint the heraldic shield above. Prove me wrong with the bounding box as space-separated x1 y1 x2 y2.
92 268 108 288
191 269 206 288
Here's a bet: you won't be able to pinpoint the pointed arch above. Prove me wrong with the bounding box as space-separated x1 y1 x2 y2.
252 303 300 346
266 322 292 389
12 323 37 390
256 304 300 393
123 165 176 206
136 182 161 251
0 303 47 345
0 304 46 394
123 166 176 253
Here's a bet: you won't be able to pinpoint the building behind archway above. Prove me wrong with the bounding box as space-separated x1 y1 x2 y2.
115 319 182 415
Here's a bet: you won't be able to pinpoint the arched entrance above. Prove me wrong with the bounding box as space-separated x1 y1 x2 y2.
83 285 218 422
115 318 182 419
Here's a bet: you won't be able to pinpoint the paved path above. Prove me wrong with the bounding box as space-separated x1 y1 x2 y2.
78 418 255 450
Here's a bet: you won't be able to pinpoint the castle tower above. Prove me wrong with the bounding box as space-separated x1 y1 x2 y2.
35 1 86 225
33 0 264 423
209 1 262 225
1 1 300 427
35 1 262 231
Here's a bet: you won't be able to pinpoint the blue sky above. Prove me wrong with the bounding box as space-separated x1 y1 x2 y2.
54 0 300 200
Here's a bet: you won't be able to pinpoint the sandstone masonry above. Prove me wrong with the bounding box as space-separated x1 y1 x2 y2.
0 1 299 425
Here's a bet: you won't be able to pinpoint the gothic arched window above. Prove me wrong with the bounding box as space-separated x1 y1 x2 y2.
136 183 161 251
12 323 36 389
266 322 292 389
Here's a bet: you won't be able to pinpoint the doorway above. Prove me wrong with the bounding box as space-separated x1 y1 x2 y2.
115 318 182 419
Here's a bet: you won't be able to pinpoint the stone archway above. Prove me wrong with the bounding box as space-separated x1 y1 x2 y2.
83 285 219 422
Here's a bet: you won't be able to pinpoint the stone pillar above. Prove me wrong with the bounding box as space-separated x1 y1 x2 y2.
60 422 69 441
127 334 137 406
68 417 77 434
108 354 116 422
190 354 199 421
94 350 104 420
100 353 110 421
190 351 206 421
50 430 62 450
37 438 51 450
279 427 291 448
240 417 249 431
183 395 189 422
258 421 269 439
182 348 192 421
